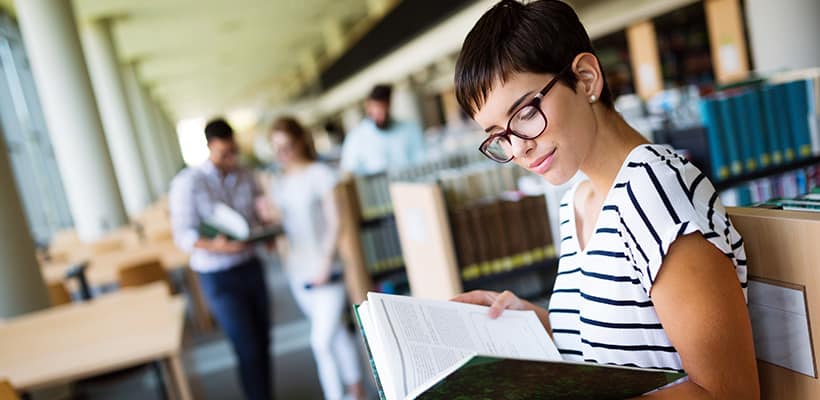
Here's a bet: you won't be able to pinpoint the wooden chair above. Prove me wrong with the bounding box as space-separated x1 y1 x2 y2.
117 259 173 294
47 282 72 306
0 380 20 400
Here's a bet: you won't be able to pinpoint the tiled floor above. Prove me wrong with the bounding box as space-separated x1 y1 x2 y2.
72 252 376 400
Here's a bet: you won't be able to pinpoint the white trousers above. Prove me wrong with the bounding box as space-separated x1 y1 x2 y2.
289 279 362 400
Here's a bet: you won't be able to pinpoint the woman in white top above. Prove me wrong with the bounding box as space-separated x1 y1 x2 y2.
268 117 364 400
451 1 759 398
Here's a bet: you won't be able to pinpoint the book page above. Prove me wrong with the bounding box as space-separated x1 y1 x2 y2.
366 293 559 400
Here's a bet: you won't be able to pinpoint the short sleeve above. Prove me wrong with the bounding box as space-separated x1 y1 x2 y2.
617 151 741 296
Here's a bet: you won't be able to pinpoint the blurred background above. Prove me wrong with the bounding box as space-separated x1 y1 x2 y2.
0 0 818 399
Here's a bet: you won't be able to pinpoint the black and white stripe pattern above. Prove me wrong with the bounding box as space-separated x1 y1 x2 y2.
548 144 747 372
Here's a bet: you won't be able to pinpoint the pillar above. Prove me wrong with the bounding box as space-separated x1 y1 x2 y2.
123 63 168 195
81 18 154 215
15 0 127 241
0 136 50 317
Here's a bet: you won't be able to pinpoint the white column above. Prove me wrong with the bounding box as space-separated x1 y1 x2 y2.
81 18 154 215
15 0 127 241
148 98 181 183
745 0 820 73
391 80 424 127
159 108 185 173
0 133 50 317
123 63 168 196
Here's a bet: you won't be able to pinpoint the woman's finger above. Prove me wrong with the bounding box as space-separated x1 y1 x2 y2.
451 290 498 306
488 290 518 319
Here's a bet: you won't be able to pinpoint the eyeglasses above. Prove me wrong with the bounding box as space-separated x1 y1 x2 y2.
479 64 572 163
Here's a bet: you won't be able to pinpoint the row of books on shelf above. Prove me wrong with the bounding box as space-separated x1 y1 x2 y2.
354 150 487 221
449 193 555 281
438 162 528 209
360 218 404 276
720 164 819 207
699 68 820 181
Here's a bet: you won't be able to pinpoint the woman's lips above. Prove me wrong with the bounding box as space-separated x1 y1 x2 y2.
528 148 557 174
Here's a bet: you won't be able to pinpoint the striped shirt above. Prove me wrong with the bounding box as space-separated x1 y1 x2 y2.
548 144 747 372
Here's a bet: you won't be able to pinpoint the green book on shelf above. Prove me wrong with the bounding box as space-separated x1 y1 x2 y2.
355 292 686 400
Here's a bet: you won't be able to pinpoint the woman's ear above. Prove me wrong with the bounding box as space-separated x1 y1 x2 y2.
571 52 604 103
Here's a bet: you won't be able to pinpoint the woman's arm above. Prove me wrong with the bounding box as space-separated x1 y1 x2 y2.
635 233 759 399
311 186 341 285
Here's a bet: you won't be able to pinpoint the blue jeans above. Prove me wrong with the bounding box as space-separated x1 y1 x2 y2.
198 257 271 400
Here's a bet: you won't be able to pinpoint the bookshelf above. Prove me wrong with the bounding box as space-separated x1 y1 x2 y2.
335 177 408 305
714 156 820 191
390 181 557 301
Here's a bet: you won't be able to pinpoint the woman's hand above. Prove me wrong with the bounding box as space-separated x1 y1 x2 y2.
451 290 527 318
451 289 552 334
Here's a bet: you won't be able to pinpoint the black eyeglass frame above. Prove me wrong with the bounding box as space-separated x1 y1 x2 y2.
479 63 573 163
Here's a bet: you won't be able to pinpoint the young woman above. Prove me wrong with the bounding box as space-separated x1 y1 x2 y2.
267 117 364 400
451 1 759 398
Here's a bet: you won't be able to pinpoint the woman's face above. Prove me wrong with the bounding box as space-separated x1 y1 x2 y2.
271 131 300 167
473 71 597 185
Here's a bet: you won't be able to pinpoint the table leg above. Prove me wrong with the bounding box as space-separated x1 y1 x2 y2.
183 268 214 331
165 353 193 400
152 361 172 400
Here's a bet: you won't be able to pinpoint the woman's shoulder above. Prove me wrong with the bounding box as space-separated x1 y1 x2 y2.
617 144 716 208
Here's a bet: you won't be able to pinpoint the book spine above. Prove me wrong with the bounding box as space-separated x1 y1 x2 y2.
745 89 771 169
760 86 784 165
773 83 797 162
731 92 758 173
716 95 744 176
699 98 731 180
786 79 813 159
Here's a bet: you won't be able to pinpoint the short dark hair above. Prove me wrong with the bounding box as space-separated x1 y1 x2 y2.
368 84 392 102
455 0 613 117
204 118 234 142
271 116 317 161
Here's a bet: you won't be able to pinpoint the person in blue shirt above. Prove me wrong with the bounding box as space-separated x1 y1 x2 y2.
340 84 425 175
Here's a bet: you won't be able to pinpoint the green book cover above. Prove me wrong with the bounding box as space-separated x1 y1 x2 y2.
415 356 686 400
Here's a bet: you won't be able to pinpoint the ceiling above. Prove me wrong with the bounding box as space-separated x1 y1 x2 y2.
1 0 392 119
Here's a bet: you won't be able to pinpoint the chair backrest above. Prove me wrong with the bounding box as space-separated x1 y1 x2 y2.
0 380 20 400
89 237 124 256
117 259 172 293
47 282 72 306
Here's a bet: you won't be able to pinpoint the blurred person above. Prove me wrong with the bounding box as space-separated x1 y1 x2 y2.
267 117 364 400
340 84 425 175
450 1 758 399
169 118 272 400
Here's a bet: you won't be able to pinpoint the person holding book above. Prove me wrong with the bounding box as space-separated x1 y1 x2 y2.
168 118 271 400
451 1 759 398
267 116 365 400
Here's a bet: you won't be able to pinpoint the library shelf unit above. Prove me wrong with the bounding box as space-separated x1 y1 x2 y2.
335 178 407 305
389 181 558 301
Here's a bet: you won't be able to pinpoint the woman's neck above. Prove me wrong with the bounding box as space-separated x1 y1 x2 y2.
284 159 312 174
580 108 649 197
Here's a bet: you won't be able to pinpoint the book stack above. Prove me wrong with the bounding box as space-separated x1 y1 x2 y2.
437 163 525 208
450 194 554 281
698 70 819 181
355 173 393 221
360 218 404 276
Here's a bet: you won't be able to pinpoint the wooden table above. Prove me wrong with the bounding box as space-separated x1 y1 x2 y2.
41 241 214 331
0 284 192 399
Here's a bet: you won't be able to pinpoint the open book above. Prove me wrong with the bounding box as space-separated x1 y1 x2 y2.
355 292 686 400
199 203 281 243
